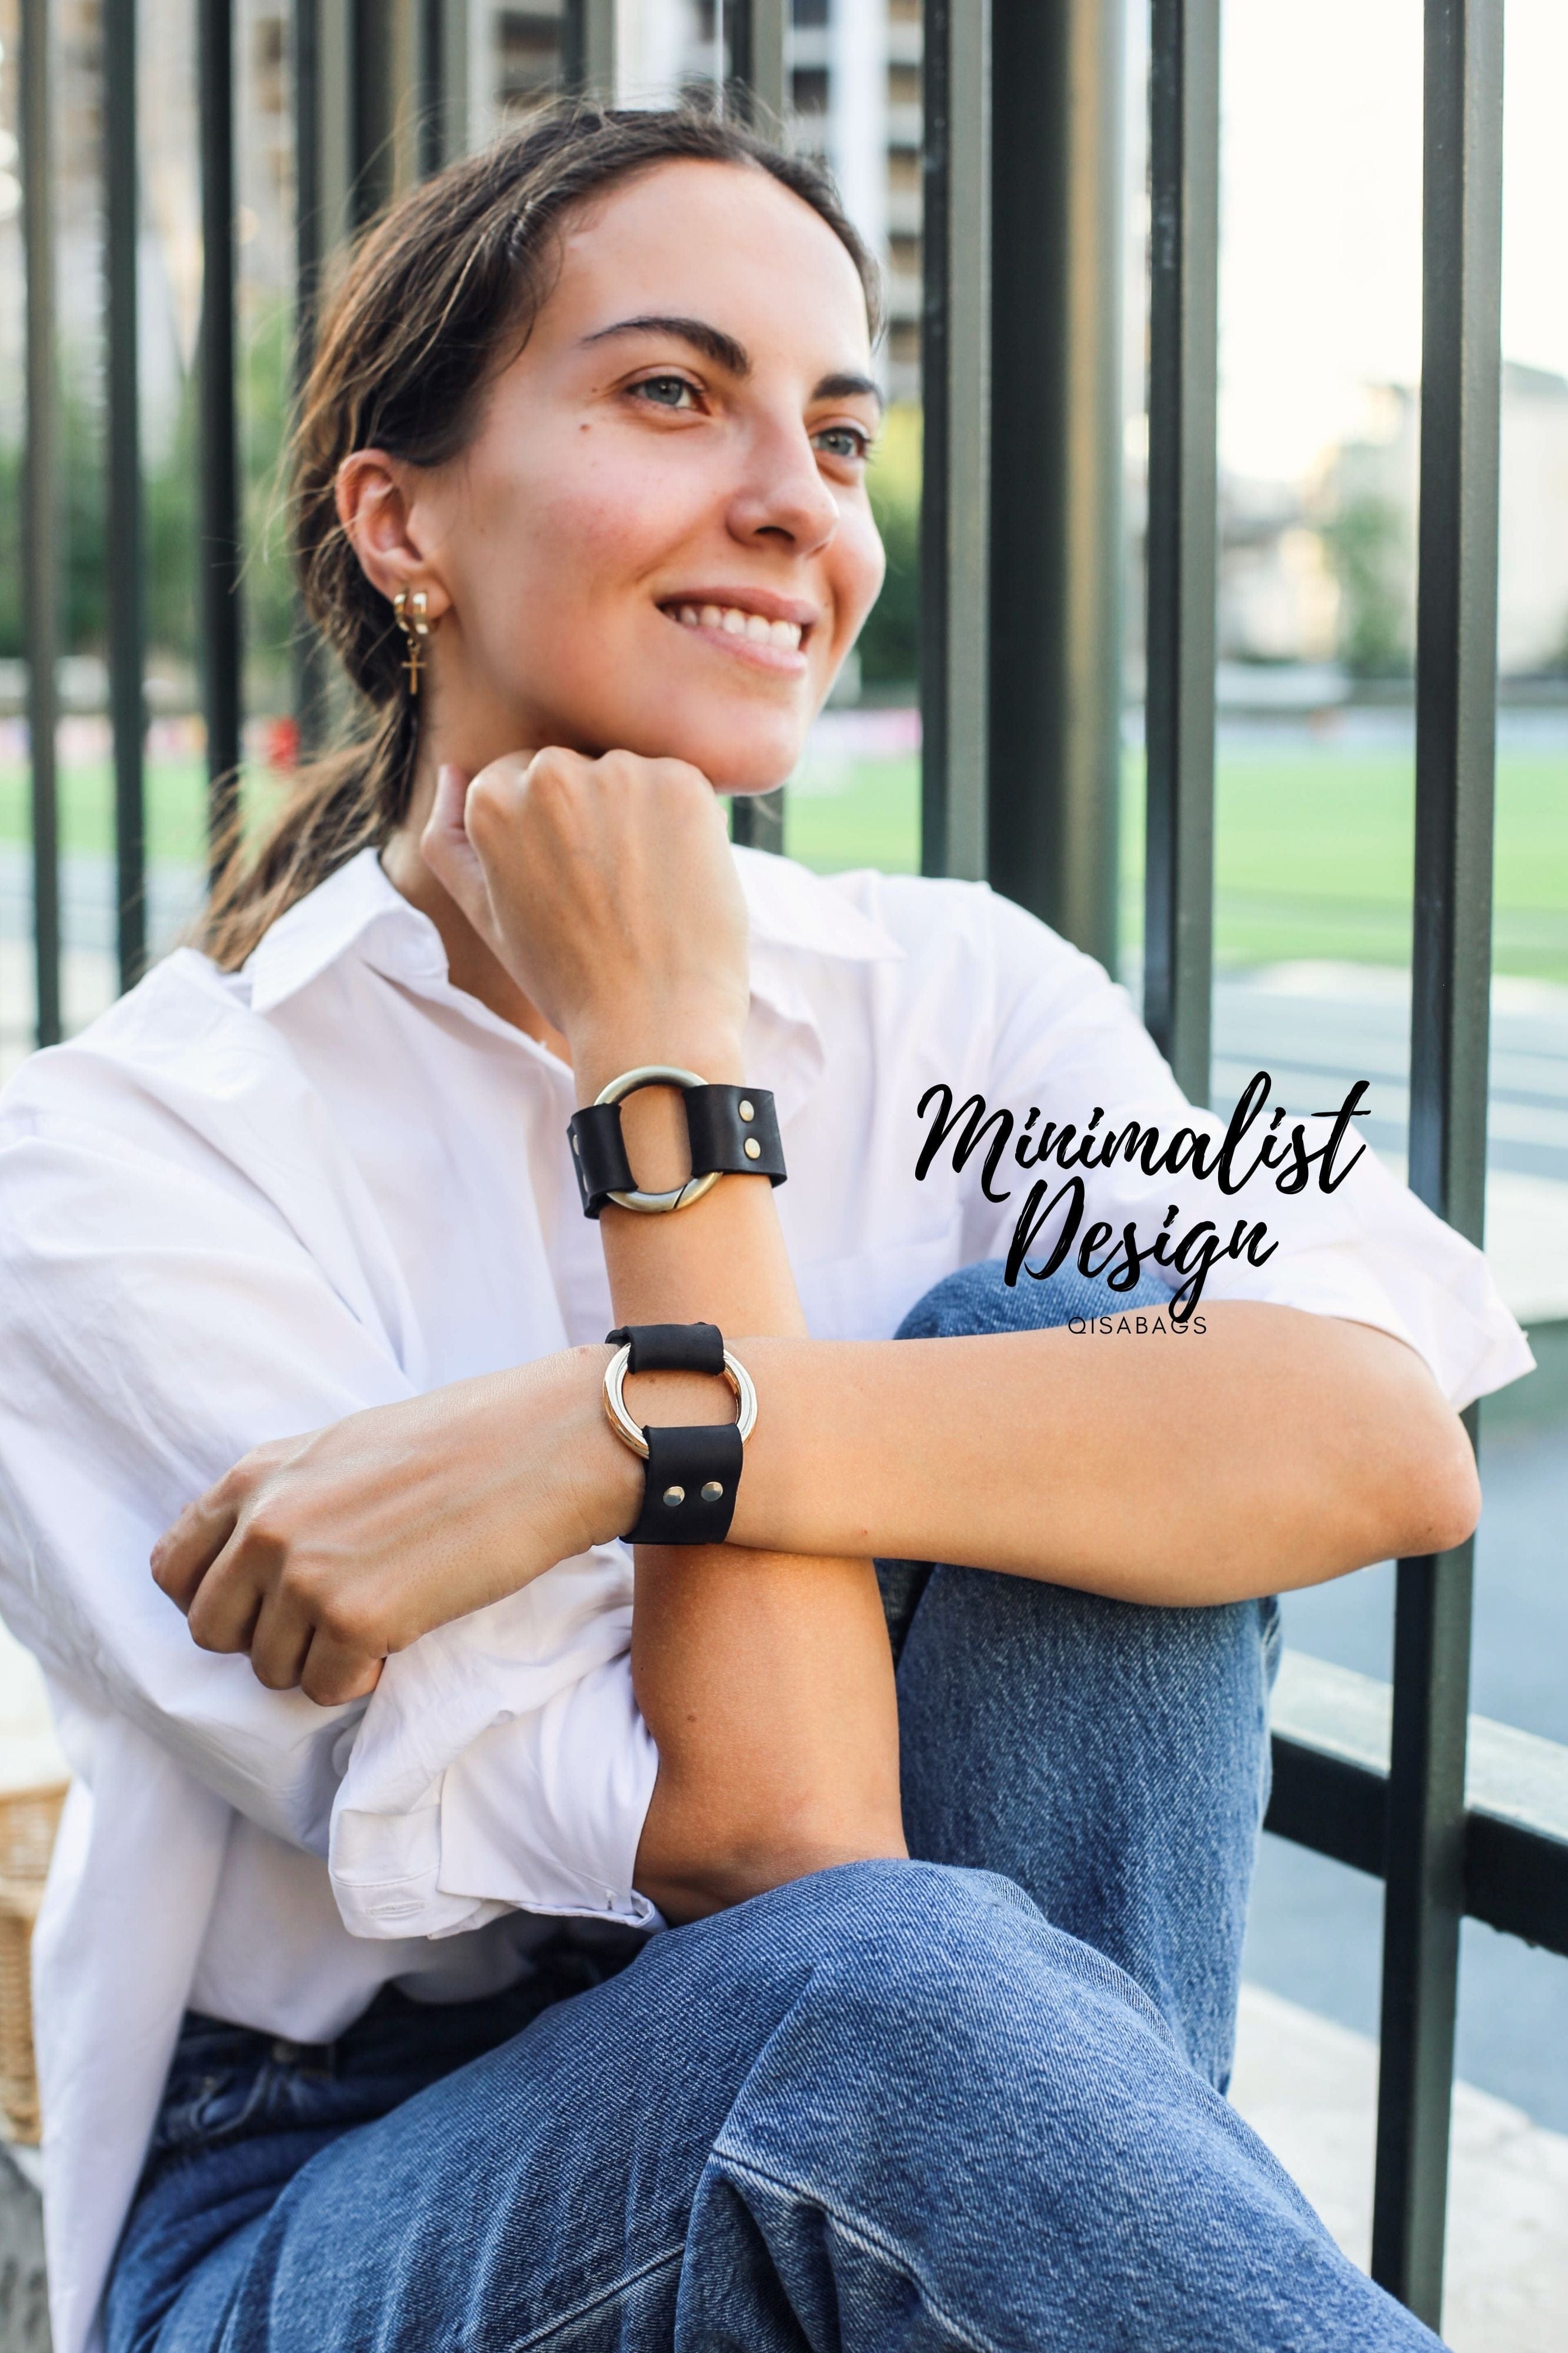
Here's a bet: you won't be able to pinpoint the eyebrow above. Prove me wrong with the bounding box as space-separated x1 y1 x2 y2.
583 315 884 413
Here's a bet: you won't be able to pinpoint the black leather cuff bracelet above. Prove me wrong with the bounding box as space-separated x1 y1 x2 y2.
568 1065 786 1218
602 1321 757 1546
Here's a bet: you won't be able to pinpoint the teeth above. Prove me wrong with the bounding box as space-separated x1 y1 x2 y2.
670 603 805 651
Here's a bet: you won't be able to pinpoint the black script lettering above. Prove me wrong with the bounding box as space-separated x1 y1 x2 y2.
1004 1174 1087 1285
916 1085 1015 1202
1316 1081 1371 1192
1168 1219 1223 1322
1013 1108 1042 1165
1243 1219 1278 1267
1078 1219 1115 1278
1216 1071 1276 1195
1272 1119 1314 1194
1102 1221 1150 1292
1156 1126 1213 1178
1061 1108 1106 1169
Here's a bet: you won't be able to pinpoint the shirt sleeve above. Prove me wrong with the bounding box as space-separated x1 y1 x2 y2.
969 891 1535 1413
0 1085 658 1939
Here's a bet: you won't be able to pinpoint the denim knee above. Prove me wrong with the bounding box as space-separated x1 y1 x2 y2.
896 1254 1176 1343
720 1857 1170 2050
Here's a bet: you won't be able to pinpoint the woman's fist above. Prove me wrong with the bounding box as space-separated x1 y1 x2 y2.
421 748 751 1089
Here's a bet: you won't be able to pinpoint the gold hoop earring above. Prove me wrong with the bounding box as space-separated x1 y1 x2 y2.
393 587 432 698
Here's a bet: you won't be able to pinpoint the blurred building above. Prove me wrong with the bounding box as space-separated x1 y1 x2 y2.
1317 367 1568 680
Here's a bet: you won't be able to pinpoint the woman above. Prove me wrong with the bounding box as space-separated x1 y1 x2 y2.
0 106 1529 2353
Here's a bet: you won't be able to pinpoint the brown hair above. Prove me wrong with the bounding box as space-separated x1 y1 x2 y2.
202 102 881 970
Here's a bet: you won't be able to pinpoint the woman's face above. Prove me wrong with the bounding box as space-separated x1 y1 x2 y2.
399 159 886 793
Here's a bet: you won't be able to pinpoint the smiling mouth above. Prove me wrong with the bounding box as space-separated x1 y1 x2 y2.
660 600 809 654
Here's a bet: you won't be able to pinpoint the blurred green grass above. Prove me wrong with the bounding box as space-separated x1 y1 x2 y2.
7 739 1568 980
784 743 1568 982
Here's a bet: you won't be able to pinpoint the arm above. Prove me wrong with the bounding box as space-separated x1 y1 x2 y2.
438 751 907 1922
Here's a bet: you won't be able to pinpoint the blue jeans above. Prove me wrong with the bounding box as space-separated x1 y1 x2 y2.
106 1262 1436 2352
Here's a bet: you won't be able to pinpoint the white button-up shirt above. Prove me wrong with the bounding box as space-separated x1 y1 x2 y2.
0 842 1533 2353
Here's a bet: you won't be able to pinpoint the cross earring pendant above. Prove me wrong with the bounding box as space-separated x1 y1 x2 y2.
393 588 431 698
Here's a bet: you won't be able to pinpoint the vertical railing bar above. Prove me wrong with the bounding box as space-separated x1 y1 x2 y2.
291 0 332 754
435 0 469 166
350 0 396 226
727 0 789 859
562 0 618 102
1143 0 1219 1106
1371 0 1504 2325
919 0 992 883
20 0 59 1047
726 0 787 130
987 0 1125 964
198 0 242 869
105 0 147 991
419 0 446 178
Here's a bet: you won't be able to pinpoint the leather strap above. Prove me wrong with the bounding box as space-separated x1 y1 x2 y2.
606 1322 743 1545
569 1083 785 1218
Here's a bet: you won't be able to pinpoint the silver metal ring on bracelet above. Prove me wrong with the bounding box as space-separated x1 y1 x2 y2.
602 1341 759 1461
594 1065 724 1215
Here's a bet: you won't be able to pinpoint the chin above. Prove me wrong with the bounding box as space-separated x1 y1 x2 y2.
618 703 810 794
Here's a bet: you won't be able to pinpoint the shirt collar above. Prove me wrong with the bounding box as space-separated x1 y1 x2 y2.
243 838 905 1042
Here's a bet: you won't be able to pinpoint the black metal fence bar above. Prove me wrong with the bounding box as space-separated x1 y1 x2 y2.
349 0 393 226
1372 0 1506 2322
1143 0 1219 1106
1267 1727 1568 1959
726 0 788 131
198 0 242 860
105 0 147 992
726 0 789 859
562 0 618 102
919 0 991 884
419 0 468 176
20 0 59 1048
987 0 1123 967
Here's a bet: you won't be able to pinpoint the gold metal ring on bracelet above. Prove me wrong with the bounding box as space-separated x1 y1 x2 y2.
594 1065 724 1215
602 1341 758 1461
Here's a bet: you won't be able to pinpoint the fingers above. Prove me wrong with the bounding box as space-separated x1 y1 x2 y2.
419 762 489 923
150 1489 241 1614
299 1632 384 1709
184 1535 267 1658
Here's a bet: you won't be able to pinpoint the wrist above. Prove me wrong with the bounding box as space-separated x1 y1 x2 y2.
571 1015 747 1104
553 1344 643 1552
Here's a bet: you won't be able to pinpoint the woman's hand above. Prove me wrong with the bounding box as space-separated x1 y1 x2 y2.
420 751 751 1091
149 1349 639 1707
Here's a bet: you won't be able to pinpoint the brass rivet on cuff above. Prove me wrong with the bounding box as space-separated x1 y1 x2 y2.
663 1485 685 1507
739 1099 755 1121
743 1138 761 1159
701 1481 724 1503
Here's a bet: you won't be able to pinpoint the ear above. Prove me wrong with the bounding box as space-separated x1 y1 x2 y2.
335 450 453 620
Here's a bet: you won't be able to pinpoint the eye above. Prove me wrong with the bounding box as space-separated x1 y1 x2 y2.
813 423 872 463
631 374 700 412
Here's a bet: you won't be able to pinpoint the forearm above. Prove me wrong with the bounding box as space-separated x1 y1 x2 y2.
581 1033 906 1922
719 1303 1480 1604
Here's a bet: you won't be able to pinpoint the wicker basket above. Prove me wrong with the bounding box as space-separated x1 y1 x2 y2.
0 1782 68 2145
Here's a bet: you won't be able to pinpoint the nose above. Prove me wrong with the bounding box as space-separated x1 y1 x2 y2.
726 413 840 556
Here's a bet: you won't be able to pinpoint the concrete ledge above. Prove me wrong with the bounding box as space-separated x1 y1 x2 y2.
1232 1982 1568 2352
